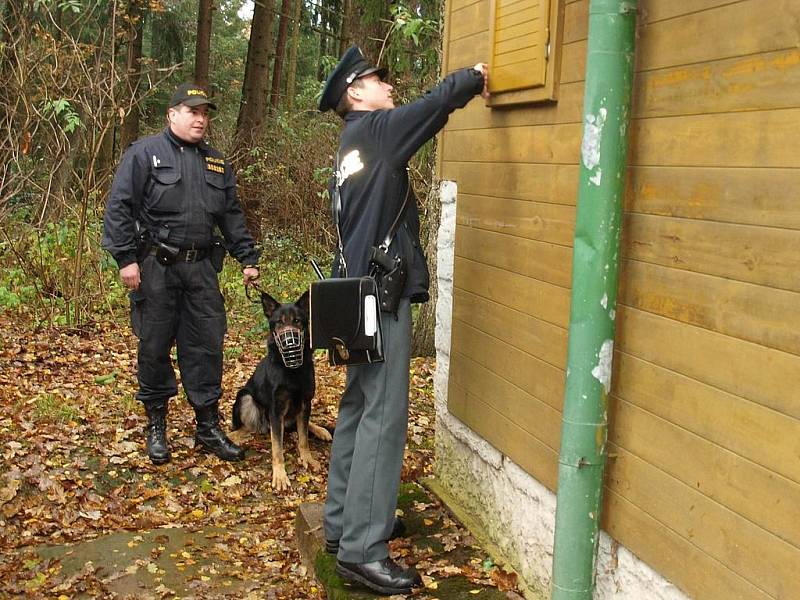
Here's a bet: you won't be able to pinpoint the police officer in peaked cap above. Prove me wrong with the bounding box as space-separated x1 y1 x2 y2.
102 82 261 464
319 46 489 595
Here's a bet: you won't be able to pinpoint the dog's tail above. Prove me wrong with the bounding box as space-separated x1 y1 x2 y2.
232 388 267 434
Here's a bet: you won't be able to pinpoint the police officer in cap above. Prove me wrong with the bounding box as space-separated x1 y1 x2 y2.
318 46 489 595
102 82 260 464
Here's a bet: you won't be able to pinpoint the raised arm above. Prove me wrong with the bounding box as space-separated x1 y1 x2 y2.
375 64 488 166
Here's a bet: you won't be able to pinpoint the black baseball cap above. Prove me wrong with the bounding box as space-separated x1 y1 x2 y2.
169 82 218 110
318 46 388 112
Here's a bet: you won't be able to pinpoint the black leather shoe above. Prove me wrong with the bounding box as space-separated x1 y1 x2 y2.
336 558 422 595
326 516 407 554
194 404 245 462
144 404 170 465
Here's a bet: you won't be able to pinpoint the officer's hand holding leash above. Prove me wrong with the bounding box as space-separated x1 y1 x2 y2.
243 266 260 287
120 263 141 290
473 62 490 99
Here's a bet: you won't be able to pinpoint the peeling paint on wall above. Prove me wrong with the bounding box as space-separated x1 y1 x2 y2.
581 108 607 171
591 339 614 394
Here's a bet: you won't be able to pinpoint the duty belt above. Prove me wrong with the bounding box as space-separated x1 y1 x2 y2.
148 245 210 263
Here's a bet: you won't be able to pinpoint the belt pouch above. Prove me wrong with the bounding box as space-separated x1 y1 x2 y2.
210 237 226 272
154 242 180 265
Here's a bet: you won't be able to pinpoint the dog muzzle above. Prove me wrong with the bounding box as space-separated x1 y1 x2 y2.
276 328 304 369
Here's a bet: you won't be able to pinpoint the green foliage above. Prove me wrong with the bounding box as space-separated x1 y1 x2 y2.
0 216 126 325
42 98 84 134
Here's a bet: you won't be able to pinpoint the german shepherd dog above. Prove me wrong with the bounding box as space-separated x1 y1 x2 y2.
232 290 332 490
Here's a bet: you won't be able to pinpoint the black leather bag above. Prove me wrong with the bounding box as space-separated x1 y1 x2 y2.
309 276 384 366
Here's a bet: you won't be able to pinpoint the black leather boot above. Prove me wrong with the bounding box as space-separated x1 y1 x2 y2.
336 557 422 595
144 404 170 465
194 404 245 462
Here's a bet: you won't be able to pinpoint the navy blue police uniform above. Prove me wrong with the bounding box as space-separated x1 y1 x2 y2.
102 83 259 464
318 46 485 595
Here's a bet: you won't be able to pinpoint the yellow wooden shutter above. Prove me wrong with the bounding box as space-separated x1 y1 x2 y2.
489 0 550 93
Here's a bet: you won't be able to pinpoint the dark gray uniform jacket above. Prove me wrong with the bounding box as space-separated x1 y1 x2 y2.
102 128 259 268
332 67 484 303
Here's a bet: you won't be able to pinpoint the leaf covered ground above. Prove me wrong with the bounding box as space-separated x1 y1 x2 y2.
0 310 521 599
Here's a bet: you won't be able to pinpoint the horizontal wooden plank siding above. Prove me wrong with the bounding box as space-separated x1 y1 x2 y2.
443 1 800 598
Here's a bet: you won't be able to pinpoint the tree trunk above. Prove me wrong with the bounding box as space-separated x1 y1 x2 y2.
346 1 389 61
411 181 440 358
119 0 144 152
338 0 352 55
235 0 276 144
285 0 301 111
269 0 290 111
194 0 213 88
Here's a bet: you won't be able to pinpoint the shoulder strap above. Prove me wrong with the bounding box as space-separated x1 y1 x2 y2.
332 151 410 275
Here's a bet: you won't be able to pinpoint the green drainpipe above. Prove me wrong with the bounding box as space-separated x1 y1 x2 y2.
551 1 637 599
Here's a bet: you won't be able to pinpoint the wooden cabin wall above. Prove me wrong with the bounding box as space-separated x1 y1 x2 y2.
441 1 800 598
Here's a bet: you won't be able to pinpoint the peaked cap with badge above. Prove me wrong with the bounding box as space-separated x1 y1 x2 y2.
318 46 388 112
170 82 218 111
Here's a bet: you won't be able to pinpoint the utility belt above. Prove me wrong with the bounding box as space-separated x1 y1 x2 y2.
137 232 225 271
148 244 210 264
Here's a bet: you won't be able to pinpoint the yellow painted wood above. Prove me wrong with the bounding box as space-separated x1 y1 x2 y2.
616 306 800 420
449 0 489 42
444 110 800 168
496 34 543 56
457 193 576 246
448 29 489 69
456 223 573 288
496 4 538 30
621 213 800 292
453 256 571 327
625 166 800 230
443 123 582 164
448 47 800 130
453 287 568 369
635 48 800 118
608 397 800 550
449 342 563 444
451 0 482 12
606 445 800 598
613 352 800 486
448 376 560 490
630 109 800 168
603 489 772 600
489 0 549 92
637 0 800 73
559 39 586 83
442 162 579 206
618 259 800 355
451 318 566 413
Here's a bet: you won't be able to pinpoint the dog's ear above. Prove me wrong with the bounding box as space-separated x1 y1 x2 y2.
260 292 281 319
295 289 310 316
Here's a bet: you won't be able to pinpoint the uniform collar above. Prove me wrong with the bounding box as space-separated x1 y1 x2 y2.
163 127 208 151
344 110 372 123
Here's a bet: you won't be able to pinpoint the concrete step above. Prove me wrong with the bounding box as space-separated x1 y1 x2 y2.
295 482 524 599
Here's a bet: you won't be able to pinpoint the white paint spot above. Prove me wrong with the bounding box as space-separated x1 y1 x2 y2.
581 108 607 171
600 293 608 309
591 339 614 394
610 308 616 321
589 168 602 186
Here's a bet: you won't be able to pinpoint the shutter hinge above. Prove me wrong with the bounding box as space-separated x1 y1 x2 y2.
545 27 551 60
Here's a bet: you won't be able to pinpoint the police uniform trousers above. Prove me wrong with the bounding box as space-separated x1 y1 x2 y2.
324 299 412 564
130 255 227 409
